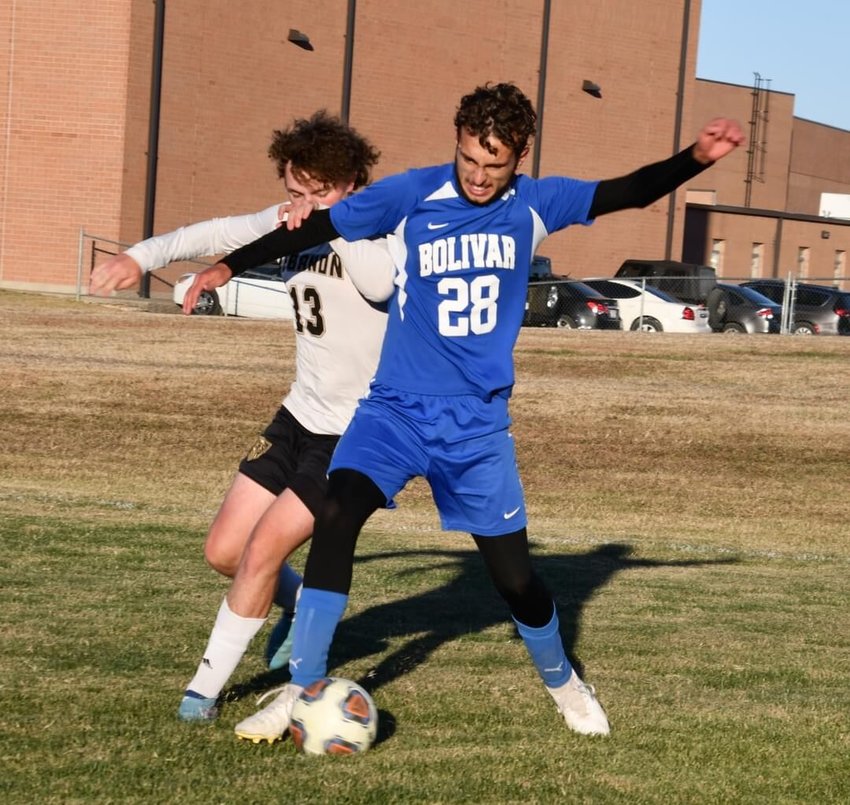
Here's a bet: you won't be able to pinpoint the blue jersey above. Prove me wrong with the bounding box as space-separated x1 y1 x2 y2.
330 164 598 400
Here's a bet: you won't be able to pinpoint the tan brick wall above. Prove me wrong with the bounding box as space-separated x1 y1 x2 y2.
788 118 850 215
17 0 850 296
0 1 134 292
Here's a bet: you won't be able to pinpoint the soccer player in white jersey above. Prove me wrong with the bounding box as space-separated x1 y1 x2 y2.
184 84 744 740
90 112 394 721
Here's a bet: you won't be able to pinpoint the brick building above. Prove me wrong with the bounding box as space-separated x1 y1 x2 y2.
1 0 848 295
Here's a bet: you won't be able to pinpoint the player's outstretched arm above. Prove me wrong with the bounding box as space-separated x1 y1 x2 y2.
89 253 144 296
219 208 341 278
89 205 285 299
589 117 744 218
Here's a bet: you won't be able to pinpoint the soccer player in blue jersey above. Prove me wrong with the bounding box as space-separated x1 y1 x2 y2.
184 82 744 740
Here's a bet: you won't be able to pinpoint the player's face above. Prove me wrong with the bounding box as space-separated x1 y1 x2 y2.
454 128 527 205
284 163 354 208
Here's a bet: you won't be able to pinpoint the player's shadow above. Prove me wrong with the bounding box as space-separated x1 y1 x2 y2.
224 541 736 727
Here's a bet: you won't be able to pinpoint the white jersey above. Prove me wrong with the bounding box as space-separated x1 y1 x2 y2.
126 203 393 434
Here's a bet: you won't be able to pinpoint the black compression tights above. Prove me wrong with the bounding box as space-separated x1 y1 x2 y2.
472 529 555 628
303 470 554 629
302 469 385 593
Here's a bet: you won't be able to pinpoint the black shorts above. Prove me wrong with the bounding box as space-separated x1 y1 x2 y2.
237 406 339 518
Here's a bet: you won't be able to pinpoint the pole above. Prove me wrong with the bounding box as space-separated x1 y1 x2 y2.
141 0 166 298
340 0 356 124
664 0 691 260
531 0 551 178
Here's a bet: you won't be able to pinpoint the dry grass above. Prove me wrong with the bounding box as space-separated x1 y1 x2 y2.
1 289 849 804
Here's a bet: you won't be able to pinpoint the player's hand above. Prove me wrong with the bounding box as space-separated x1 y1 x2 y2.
181 262 232 315
693 118 745 164
89 253 143 296
284 197 318 230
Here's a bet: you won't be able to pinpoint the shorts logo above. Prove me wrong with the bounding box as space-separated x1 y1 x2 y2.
503 506 521 520
245 434 272 462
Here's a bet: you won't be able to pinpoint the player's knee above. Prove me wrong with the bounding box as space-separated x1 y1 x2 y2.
203 528 241 577
494 572 552 624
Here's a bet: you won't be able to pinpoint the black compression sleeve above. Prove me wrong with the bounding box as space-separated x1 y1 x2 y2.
221 208 341 276
588 144 711 219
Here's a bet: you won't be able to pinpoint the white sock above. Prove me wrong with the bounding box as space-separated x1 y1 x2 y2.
184 597 266 699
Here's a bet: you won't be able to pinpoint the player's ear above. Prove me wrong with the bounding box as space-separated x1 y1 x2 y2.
516 145 530 167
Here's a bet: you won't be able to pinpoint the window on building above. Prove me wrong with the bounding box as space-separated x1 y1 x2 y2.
797 246 810 279
751 243 764 278
710 239 725 273
835 250 846 283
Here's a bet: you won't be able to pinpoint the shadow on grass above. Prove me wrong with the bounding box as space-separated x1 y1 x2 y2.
224 542 736 713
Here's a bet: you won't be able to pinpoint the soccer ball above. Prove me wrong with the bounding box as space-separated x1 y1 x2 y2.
289 677 378 756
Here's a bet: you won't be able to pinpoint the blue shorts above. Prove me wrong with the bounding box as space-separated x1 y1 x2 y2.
330 384 527 536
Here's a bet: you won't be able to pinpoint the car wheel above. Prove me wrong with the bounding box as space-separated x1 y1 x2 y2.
721 322 745 334
630 317 663 333
191 290 222 316
556 314 577 329
792 322 816 335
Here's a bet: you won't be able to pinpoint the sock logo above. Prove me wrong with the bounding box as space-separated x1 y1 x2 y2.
202 658 213 669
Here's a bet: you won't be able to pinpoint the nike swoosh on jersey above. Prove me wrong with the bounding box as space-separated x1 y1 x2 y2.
427 222 449 230
503 506 521 519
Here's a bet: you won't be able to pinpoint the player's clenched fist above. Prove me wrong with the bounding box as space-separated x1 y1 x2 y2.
89 253 143 296
692 118 745 165
181 263 233 315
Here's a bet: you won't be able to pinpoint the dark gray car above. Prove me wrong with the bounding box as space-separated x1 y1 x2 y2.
524 275 621 330
741 279 850 336
706 283 781 334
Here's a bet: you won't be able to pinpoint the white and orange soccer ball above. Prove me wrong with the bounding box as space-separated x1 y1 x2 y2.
289 677 378 756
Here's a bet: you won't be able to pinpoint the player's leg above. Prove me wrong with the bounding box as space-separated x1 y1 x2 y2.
233 391 422 742
429 403 609 736
233 468 385 743
472 529 609 736
179 489 315 722
178 408 311 722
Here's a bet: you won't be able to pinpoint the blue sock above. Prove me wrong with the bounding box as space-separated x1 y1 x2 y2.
274 563 303 610
513 607 573 688
288 587 348 687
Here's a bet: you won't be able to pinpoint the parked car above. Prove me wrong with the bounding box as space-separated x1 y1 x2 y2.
583 278 710 333
524 271 621 330
740 279 850 335
706 283 781 334
614 258 717 305
173 260 294 319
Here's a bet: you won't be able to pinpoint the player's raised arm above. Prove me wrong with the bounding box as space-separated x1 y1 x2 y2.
90 204 285 300
588 117 744 219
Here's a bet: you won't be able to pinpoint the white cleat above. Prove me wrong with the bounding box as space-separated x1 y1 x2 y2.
547 671 611 736
234 683 303 744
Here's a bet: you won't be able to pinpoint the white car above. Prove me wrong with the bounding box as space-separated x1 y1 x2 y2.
583 278 711 333
173 261 294 320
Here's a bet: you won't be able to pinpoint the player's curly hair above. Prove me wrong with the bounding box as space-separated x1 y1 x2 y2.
454 82 537 157
268 110 380 191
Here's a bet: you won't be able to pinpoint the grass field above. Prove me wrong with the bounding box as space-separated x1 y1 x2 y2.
1 289 848 804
